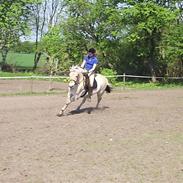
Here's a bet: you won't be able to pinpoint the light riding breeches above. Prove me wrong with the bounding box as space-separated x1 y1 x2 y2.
89 72 95 87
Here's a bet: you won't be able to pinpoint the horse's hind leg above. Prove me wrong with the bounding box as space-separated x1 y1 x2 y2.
77 97 87 110
96 92 104 108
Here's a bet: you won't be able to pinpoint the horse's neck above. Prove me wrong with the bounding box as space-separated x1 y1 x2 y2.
78 72 84 84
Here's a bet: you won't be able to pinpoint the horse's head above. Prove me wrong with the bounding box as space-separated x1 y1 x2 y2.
69 70 79 88
68 65 84 88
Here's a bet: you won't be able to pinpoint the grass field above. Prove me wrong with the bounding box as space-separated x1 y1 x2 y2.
0 52 46 69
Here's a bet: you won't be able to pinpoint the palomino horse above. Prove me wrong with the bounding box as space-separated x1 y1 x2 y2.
57 66 111 116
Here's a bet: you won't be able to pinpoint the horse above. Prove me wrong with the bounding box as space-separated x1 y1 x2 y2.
57 65 111 116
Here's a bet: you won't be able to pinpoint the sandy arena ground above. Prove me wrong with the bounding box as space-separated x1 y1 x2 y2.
0 81 183 183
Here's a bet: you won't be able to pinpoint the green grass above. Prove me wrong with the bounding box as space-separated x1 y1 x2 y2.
0 52 46 68
0 71 35 77
0 71 69 83
114 81 183 89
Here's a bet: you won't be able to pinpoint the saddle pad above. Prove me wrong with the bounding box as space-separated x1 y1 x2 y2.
80 78 97 98
92 78 97 89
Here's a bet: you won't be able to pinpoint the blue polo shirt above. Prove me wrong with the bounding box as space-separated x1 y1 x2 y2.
84 55 98 71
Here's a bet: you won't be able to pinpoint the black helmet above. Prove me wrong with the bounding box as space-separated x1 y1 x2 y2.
88 48 96 54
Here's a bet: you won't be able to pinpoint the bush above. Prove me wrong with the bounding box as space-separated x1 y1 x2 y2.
100 68 117 84
1 63 15 72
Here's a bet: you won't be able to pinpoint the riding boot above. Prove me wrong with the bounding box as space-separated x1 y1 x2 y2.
88 86 92 100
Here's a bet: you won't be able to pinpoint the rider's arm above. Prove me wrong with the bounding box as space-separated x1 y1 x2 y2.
81 60 86 68
89 63 97 73
89 57 98 73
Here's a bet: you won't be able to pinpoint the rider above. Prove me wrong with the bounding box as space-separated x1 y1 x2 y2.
81 48 98 99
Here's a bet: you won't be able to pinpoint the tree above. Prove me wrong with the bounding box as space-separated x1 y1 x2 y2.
122 2 177 81
31 0 182 77
58 0 123 68
0 0 35 68
39 26 63 75
162 24 183 76
31 0 66 71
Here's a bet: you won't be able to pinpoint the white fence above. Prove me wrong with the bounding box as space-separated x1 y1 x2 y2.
0 74 182 95
0 74 183 80
106 74 183 79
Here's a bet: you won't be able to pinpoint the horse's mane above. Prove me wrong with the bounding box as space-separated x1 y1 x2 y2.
70 65 84 73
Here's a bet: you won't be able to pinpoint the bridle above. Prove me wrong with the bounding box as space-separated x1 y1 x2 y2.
69 71 85 88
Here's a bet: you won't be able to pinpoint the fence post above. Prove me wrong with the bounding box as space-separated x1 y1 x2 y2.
123 73 126 90
49 74 53 91
30 76 33 93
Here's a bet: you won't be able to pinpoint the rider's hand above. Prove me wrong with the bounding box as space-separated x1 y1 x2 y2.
88 69 94 76
82 69 88 74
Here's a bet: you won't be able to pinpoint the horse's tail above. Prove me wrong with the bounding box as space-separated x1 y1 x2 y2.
105 84 112 93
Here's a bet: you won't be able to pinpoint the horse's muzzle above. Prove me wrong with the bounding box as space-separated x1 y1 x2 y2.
69 81 76 88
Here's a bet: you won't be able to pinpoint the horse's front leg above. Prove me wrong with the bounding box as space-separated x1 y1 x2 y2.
57 89 73 117
57 102 70 117
57 98 72 117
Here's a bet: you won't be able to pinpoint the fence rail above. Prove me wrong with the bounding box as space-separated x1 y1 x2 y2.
0 74 182 95
0 74 183 80
0 76 68 79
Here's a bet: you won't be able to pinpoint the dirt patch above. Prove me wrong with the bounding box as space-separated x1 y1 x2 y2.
0 80 67 94
0 86 183 182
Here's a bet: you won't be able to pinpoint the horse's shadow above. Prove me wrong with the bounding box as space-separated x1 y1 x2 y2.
67 106 109 115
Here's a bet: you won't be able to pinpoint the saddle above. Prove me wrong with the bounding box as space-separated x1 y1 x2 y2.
80 73 97 97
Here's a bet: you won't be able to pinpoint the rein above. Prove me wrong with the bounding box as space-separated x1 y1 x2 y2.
70 72 85 86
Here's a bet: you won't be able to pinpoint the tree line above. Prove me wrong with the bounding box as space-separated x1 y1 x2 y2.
0 0 182 81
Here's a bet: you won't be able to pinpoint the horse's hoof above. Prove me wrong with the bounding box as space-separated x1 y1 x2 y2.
57 113 63 117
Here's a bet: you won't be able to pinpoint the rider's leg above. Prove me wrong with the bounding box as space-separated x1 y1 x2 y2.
88 73 94 98
89 73 94 87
